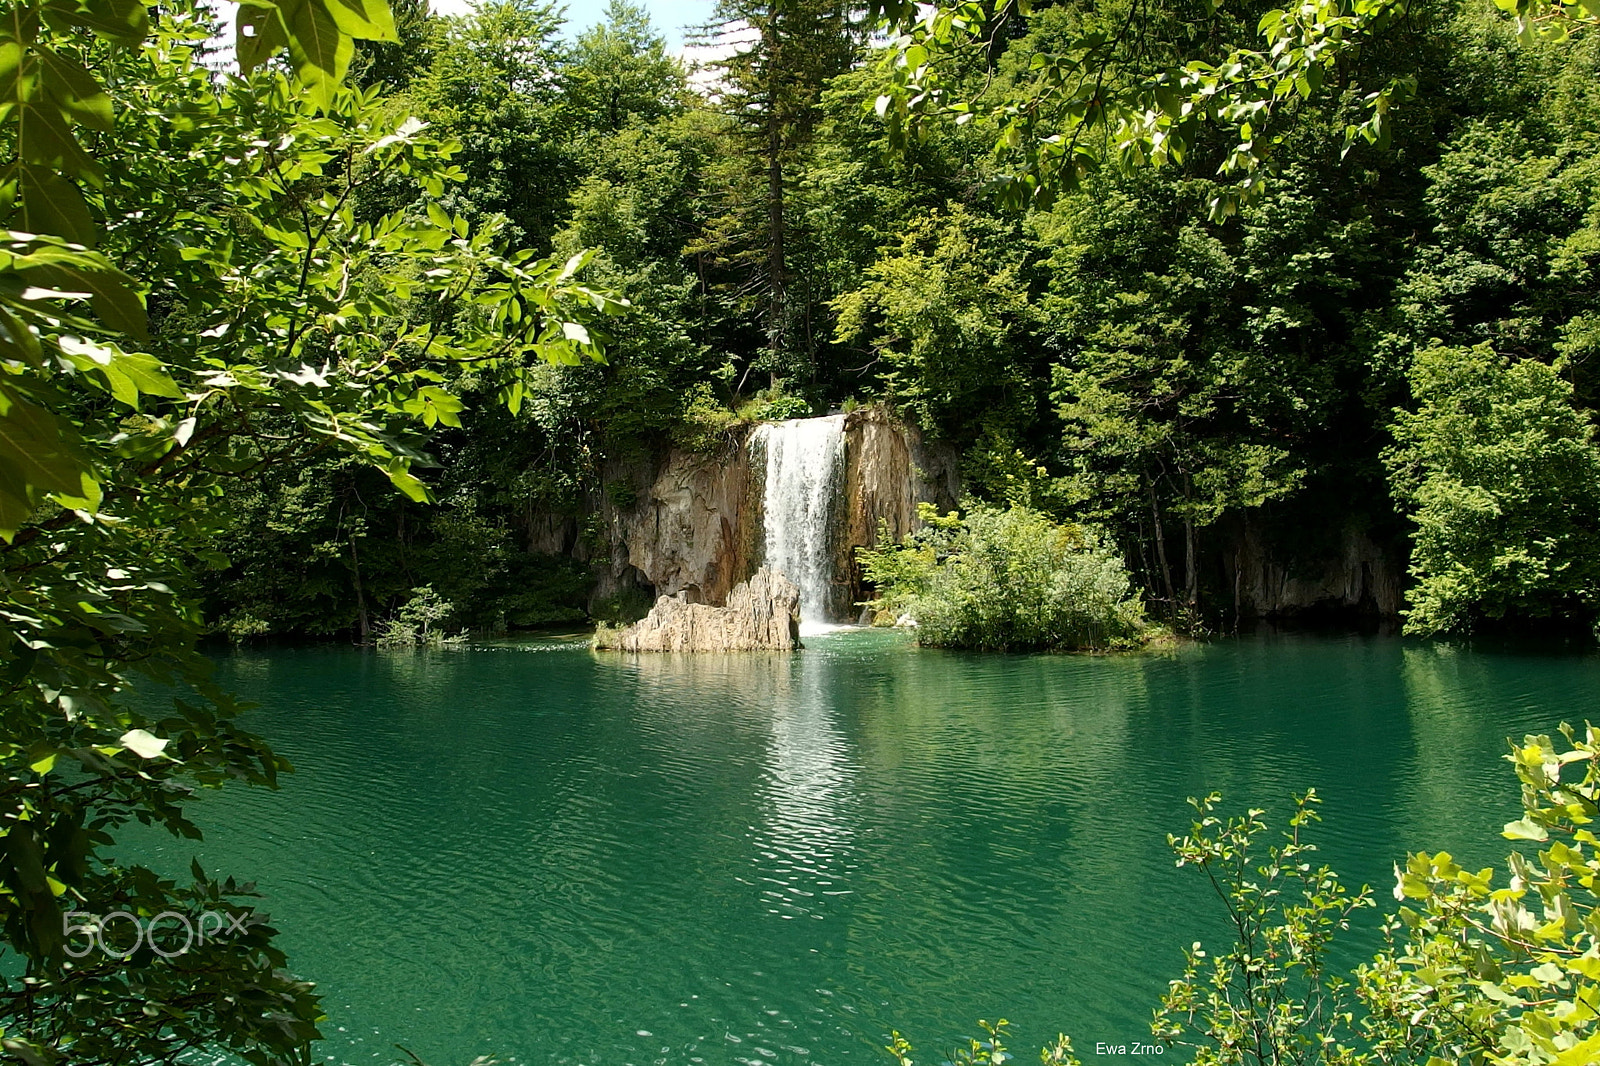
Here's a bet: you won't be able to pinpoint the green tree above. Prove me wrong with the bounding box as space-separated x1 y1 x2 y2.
1037 175 1310 615
1383 343 1600 634
551 116 729 451
832 204 1033 433
0 0 616 1058
562 0 687 132
869 0 1412 219
694 0 862 385
353 0 435 91
408 0 577 247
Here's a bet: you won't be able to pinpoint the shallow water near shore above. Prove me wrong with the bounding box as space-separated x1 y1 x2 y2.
131 629 1600 1065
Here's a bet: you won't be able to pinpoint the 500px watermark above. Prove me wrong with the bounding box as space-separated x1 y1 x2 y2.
63 910 257 959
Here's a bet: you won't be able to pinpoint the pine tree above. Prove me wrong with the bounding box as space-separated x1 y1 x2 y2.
691 0 861 389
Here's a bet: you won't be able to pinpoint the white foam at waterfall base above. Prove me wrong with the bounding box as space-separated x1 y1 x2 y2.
754 415 847 634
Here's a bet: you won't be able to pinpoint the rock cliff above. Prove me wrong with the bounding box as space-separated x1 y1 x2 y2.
597 567 801 652
585 439 759 610
839 407 960 616
590 407 959 620
1221 518 1404 619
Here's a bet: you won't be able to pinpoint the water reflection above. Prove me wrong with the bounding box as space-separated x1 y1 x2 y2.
755 651 859 922
129 631 1600 1066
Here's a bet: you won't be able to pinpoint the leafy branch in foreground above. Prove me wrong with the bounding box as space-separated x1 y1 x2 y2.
1155 791 1374 1065
886 1019 1082 1066
890 727 1600 1066
0 0 624 1060
1359 724 1600 1065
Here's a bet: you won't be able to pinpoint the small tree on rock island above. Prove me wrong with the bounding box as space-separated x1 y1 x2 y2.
857 502 1152 651
377 587 464 647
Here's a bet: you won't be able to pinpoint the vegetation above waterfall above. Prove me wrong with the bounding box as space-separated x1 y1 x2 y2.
858 503 1153 651
161 0 1600 642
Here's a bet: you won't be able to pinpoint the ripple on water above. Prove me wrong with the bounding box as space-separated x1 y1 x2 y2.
124 632 1600 1066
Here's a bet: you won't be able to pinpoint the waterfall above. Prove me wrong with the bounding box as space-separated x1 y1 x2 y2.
753 415 847 634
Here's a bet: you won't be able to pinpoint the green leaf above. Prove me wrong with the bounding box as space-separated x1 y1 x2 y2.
2 823 50 894
321 0 396 42
26 254 147 339
107 349 183 402
0 383 98 539
59 337 182 408
283 0 354 108
9 161 94 244
0 4 40 50
13 79 103 183
119 728 170 759
384 460 431 502
1504 817 1549 841
0 303 41 365
0 1038 50 1066
35 46 112 133
40 0 148 43
414 385 463 428
557 249 593 281
236 3 289 72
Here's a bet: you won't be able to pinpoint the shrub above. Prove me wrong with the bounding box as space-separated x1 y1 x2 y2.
737 381 814 423
857 502 1150 651
376 586 465 647
673 383 743 454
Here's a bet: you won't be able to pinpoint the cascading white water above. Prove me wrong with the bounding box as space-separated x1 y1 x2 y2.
754 415 847 635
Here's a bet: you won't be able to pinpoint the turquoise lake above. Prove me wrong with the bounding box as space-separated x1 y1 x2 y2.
130 629 1600 1066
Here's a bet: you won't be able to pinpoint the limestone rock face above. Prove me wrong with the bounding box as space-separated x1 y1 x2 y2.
1223 518 1404 619
602 567 801 652
839 407 960 614
592 438 760 610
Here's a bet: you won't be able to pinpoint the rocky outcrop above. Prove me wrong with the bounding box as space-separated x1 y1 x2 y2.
590 407 960 620
839 408 960 615
1222 519 1404 619
597 567 801 652
592 438 761 610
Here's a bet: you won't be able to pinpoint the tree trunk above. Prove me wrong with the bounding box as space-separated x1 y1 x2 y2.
1233 548 1242 633
1136 512 1156 601
1182 469 1198 611
1149 477 1177 613
764 31 787 381
349 534 370 644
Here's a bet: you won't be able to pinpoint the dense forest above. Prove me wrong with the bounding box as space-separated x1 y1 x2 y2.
192 0 1600 641
2 0 1600 1058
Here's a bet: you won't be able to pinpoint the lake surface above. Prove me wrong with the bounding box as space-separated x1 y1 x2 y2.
131 630 1600 1066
